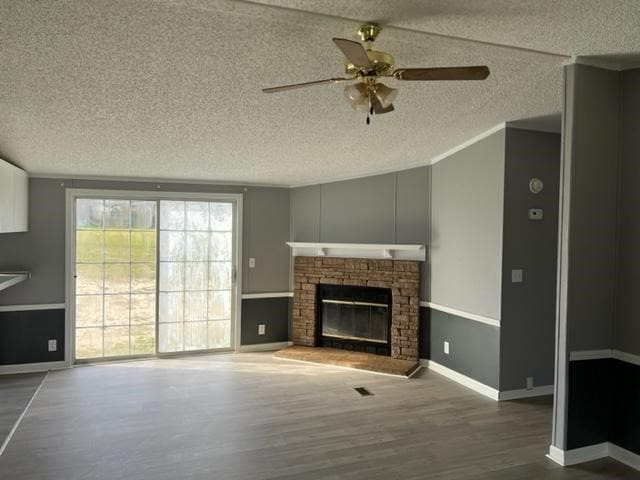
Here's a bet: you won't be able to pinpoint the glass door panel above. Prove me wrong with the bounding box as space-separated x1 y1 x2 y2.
158 201 233 353
75 199 157 360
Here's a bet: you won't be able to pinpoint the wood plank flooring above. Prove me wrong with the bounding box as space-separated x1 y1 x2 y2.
0 353 637 479
0 372 45 450
274 346 420 376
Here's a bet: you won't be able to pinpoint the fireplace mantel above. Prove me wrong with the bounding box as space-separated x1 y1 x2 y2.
286 242 426 261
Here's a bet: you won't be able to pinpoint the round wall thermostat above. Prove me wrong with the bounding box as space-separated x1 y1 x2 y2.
529 177 544 194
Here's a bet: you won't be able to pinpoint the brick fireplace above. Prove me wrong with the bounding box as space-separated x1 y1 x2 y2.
292 256 420 361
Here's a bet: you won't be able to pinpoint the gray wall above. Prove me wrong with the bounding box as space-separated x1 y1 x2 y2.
429 309 500 389
499 128 561 390
0 178 290 306
291 167 431 299
614 67 640 357
430 129 505 320
563 65 620 352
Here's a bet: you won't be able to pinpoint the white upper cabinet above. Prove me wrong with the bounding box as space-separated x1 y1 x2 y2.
0 159 28 233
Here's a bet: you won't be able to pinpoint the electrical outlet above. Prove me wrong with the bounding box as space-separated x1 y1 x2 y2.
511 269 524 283
444 341 450 355
528 208 543 220
526 376 534 390
48 339 57 352
249 258 256 268
258 324 266 335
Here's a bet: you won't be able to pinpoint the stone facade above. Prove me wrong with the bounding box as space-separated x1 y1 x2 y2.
292 256 420 361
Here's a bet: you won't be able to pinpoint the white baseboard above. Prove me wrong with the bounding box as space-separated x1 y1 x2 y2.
238 341 292 352
0 361 67 375
547 443 640 471
610 443 640 471
499 385 554 401
420 359 500 401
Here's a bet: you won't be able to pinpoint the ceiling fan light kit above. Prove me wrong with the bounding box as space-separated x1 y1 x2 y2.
263 23 490 123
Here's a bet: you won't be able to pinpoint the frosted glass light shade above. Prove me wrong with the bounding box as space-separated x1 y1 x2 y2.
374 83 398 108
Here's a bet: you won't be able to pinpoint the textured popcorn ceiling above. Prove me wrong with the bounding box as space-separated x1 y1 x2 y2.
0 1 638 186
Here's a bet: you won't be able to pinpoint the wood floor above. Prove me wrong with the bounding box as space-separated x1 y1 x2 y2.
274 346 420 376
0 353 637 479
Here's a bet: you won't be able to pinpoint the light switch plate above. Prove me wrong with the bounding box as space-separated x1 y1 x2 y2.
249 258 256 268
258 324 266 335
48 339 57 352
444 341 450 355
512 269 523 283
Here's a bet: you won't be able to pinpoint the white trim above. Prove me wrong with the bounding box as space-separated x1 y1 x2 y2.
286 242 425 261
0 361 66 375
0 272 30 293
568 349 640 366
420 359 500 401
0 371 48 457
569 349 613 361
238 341 293 352
0 303 65 312
241 292 294 300
613 349 640 367
499 385 554 401
609 443 640 472
420 301 501 327
547 443 640 472
29 173 288 189
546 443 609 466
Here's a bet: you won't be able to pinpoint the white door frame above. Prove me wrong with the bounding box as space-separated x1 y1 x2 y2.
64 188 243 366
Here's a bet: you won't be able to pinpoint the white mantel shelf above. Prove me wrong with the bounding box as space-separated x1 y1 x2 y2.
286 242 426 261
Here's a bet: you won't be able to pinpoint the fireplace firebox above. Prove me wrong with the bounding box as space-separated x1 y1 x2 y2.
316 284 392 356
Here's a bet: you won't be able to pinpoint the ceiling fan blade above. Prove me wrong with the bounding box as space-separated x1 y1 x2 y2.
371 96 395 115
393 66 490 81
332 38 371 67
262 78 350 93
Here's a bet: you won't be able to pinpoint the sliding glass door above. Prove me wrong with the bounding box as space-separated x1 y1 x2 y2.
72 193 238 362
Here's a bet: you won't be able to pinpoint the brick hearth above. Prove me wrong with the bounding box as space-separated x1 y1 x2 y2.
292 256 420 361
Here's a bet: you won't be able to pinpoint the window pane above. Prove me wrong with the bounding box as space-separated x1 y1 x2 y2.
76 231 104 262
160 201 184 230
208 320 230 349
131 294 156 325
185 291 207 321
104 200 130 229
186 232 208 261
104 326 130 357
208 290 230 320
76 295 103 328
131 201 156 229
184 322 208 351
209 262 231 290
159 323 183 352
104 295 130 326
209 232 232 261
131 263 155 293
105 231 130 262
131 231 156 262
160 231 185 261
131 324 155 355
159 292 183 323
159 262 184 292
186 202 209 231
75 328 103 359
104 263 130 294
76 263 103 294
185 262 207 291
210 203 232 231
77 199 104 229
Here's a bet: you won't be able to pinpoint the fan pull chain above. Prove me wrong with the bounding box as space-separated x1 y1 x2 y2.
366 97 372 125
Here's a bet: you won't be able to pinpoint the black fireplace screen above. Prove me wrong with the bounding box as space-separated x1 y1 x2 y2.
316 284 392 355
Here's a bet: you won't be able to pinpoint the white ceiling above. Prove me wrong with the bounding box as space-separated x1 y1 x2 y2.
1 0 639 187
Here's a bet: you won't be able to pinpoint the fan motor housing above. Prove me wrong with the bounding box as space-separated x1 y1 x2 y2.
345 49 395 76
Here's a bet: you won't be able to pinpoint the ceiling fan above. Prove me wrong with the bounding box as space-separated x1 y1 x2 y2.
263 23 490 123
